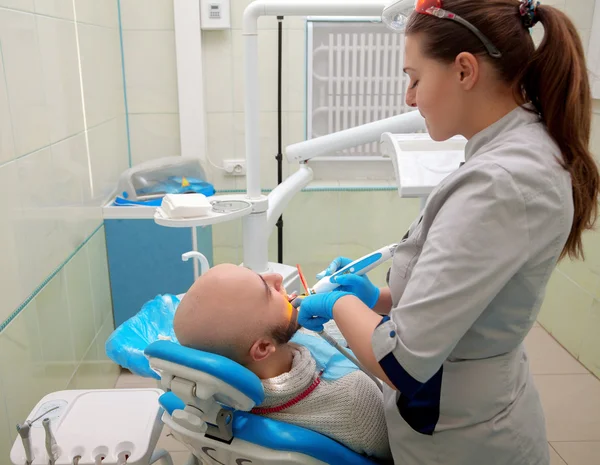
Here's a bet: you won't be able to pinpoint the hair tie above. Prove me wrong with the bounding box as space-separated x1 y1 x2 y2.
519 0 541 28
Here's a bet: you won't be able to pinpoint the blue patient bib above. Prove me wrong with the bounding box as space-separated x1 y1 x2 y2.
291 332 359 380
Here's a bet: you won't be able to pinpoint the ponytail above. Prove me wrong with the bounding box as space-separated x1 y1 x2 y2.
407 0 599 260
520 6 598 259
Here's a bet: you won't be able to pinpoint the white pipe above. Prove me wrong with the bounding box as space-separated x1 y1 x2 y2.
244 34 261 199
286 110 426 163
240 0 394 273
266 165 314 236
191 227 199 280
243 212 269 272
182 252 210 276
243 1 389 35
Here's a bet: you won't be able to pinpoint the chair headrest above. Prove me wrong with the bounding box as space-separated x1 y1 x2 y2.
145 341 264 406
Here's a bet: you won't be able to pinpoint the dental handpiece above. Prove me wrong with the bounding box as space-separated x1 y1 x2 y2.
16 421 34 465
43 417 58 464
311 244 397 294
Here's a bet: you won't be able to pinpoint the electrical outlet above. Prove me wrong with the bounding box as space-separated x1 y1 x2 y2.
223 159 246 176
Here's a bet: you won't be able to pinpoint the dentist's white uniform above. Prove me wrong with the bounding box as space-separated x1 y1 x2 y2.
372 106 568 465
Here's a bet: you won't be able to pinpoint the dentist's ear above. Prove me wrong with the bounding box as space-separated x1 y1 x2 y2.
249 338 277 362
454 52 479 91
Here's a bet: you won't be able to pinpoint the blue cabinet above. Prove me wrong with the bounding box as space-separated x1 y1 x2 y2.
104 205 213 327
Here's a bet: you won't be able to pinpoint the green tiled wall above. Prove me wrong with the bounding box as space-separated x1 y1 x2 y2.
0 226 119 459
537 105 600 378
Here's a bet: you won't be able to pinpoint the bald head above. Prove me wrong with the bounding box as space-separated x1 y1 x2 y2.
174 264 298 366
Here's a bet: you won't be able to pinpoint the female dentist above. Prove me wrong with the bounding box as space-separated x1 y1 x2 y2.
297 0 600 464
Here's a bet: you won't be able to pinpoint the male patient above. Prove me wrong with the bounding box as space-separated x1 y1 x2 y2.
173 264 391 460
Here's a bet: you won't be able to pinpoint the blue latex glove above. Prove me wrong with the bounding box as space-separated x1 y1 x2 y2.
298 291 351 332
332 274 381 309
316 257 353 280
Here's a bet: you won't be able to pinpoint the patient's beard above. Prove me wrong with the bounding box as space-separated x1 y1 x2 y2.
271 307 300 345
248 310 300 379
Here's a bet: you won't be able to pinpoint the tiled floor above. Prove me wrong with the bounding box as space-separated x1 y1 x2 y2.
116 324 600 465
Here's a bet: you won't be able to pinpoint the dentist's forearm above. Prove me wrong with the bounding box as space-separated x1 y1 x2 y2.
373 287 393 315
332 295 396 390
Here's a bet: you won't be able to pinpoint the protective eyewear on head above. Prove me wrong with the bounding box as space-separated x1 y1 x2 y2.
382 0 502 58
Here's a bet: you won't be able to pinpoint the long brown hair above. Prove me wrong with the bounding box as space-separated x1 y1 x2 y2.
407 0 599 260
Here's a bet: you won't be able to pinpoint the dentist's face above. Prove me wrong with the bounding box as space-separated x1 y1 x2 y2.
403 33 461 141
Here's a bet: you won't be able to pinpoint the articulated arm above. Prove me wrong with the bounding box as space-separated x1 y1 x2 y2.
286 111 426 163
266 165 314 237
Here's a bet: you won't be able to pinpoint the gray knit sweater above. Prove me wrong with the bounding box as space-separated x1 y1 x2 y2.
259 345 392 460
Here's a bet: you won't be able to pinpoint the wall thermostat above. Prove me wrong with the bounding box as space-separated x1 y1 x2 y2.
200 0 231 30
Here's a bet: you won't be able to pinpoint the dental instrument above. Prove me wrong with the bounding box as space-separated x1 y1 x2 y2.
16 422 34 465
311 244 397 294
42 418 58 465
16 406 61 465
294 266 384 391
296 264 311 296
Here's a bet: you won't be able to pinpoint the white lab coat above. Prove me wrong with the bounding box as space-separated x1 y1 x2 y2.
372 105 572 465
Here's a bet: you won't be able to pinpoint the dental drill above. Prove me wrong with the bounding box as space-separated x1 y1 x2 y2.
16 405 60 465
43 418 58 465
16 422 33 465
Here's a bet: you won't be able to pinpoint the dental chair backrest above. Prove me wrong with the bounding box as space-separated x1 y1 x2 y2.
145 341 380 465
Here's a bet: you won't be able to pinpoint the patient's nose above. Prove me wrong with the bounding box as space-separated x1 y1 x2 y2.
263 273 284 293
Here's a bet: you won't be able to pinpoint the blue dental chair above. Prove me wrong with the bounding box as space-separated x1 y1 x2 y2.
106 295 385 465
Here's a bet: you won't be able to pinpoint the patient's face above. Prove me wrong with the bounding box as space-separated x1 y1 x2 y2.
174 264 300 365
256 272 300 344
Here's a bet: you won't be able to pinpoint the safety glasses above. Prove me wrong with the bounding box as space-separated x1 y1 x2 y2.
382 0 502 58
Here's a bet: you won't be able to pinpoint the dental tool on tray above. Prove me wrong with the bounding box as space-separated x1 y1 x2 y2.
43 418 58 465
16 405 61 465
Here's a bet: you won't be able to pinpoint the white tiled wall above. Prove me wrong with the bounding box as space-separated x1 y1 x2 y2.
207 2 307 191
118 0 306 188
531 0 595 51
119 0 181 166
0 0 126 457
0 0 127 327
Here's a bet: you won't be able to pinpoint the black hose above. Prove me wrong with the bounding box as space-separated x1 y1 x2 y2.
277 16 284 264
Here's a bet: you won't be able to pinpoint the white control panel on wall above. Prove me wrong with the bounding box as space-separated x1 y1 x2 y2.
200 0 231 30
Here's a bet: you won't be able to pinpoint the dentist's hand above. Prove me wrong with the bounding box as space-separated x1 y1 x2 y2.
316 257 353 279
298 292 351 332
332 274 380 309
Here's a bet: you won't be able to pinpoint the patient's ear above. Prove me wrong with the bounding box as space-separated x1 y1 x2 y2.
248 337 276 363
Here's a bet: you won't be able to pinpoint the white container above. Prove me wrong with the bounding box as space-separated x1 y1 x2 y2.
380 133 466 198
